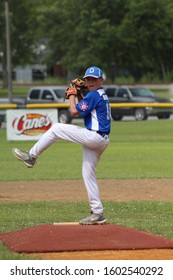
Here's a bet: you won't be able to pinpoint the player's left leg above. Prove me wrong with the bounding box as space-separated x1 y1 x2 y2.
12 123 109 168
12 123 85 166
29 123 109 157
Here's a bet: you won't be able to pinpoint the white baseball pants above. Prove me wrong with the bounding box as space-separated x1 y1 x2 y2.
29 123 110 214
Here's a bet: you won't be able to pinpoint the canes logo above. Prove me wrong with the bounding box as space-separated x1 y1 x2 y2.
12 113 52 135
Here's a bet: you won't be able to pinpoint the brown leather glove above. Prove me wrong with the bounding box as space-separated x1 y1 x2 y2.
64 78 88 100
65 86 78 99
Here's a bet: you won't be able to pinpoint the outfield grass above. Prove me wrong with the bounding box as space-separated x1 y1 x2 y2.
1 120 173 181
0 120 173 259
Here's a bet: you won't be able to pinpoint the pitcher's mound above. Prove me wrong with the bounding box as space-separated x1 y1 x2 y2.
1 223 173 253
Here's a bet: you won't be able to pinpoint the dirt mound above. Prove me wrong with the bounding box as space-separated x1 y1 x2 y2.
1 179 173 260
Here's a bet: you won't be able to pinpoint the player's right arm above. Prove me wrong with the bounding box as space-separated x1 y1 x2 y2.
69 95 79 116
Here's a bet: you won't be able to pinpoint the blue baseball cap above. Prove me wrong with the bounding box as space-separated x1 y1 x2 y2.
83 66 103 79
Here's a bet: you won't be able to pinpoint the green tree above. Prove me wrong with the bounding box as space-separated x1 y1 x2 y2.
39 0 128 79
0 1 6 86
0 0 41 87
1 0 173 83
116 0 173 80
10 0 40 65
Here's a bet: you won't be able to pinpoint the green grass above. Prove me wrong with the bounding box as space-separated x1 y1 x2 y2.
0 79 67 97
0 86 31 97
1 120 173 181
1 120 173 259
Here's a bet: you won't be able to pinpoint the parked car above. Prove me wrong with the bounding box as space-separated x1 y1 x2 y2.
26 86 72 123
0 86 83 126
105 86 173 121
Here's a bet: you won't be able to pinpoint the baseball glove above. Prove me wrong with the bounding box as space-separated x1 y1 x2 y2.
65 78 88 100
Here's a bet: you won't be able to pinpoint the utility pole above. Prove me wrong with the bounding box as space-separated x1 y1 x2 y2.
5 0 13 102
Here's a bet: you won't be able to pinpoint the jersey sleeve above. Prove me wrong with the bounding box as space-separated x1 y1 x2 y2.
76 91 98 116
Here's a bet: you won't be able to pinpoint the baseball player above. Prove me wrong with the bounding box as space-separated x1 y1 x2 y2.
12 66 111 225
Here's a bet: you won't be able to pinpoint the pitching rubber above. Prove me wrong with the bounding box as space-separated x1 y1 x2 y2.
53 222 79 226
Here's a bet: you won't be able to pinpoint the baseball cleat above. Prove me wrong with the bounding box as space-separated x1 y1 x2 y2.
12 147 36 168
79 213 107 225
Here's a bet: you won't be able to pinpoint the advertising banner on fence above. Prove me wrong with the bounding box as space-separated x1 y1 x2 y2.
6 109 58 140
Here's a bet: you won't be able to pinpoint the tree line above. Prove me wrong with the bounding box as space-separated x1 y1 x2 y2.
1 0 173 83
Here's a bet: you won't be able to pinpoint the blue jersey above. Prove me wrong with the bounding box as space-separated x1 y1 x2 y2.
76 87 111 134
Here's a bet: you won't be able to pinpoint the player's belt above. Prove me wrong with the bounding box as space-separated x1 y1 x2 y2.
96 131 108 137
